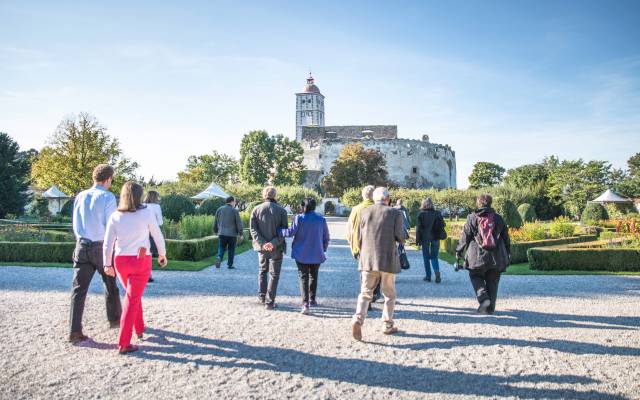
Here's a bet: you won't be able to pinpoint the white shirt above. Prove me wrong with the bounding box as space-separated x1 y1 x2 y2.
144 203 163 226
73 185 117 241
103 207 166 265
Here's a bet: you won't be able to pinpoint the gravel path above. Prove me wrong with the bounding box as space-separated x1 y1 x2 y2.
1 218 639 399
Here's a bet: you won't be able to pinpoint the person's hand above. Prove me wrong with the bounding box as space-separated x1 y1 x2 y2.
262 243 274 252
104 265 116 277
158 255 168 268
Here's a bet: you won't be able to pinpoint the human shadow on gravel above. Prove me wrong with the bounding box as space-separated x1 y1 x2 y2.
131 328 626 399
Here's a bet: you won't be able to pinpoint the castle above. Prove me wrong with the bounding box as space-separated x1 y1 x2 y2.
295 74 457 189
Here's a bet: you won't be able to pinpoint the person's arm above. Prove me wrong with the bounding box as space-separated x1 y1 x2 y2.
394 211 405 244
103 194 117 228
415 213 422 244
155 205 163 226
148 211 168 267
213 208 220 234
102 215 117 271
455 215 474 258
346 207 356 246
280 214 300 238
249 208 267 247
72 196 81 239
235 209 243 236
322 219 330 252
501 217 511 255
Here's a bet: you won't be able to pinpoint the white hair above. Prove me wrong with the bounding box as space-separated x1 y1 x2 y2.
361 185 375 200
372 187 389 204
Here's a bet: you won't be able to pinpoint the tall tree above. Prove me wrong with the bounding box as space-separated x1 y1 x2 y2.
271 134 305 186
321 143 388 197
615 152 640 198
178 150 238 187
0 133 31 218
468 162 505 189
30 113 138 195
239 130 274 185
503 163 548 188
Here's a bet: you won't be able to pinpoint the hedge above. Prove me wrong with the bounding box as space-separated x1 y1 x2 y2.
165 236 218 261
528 247 640 271
0 241 76 262
442 235 598 263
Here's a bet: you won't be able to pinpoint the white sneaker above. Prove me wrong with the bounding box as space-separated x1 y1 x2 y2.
477 299 491 314
301 304 310 315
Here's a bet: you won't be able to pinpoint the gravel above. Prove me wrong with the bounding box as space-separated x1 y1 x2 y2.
1 218 639 399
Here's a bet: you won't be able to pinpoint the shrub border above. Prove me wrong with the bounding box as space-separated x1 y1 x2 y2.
528 247 640 271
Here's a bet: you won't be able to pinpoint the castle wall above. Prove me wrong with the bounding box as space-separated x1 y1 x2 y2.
301 125 397 142
303 138 456 189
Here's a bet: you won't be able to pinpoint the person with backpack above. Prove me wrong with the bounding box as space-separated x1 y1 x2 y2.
455 194 510 314
415 197 446 283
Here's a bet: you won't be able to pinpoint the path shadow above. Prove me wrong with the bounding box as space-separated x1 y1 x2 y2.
128 328 625 399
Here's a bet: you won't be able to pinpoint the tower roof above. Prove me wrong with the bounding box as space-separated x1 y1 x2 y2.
302 73 321 94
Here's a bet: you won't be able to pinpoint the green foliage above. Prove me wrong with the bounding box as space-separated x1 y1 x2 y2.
160 219 181 240
239 211 251 229
239 130 274 185
340 188 364 208
0 225 73 242
0 132 31 218
277 186 321 211
197 197 226 215
150 180 202 197
324 201 335 215
580 203 609 223
0 241 76 262
434 188 476 218
160 194 196 222
492 197 523 228
603 202 636 219
504 163 548 188
179 215 214 239
321 143 388 197
528 247 640 271
271 135 306 185
468 162 505 189
60 199 74 217
224 183 263 204
30 113 138 195
549 216 576 238
517 203 537 222
509 222 546 242
177 150 238 187
165 236 218 261
28 196 51 221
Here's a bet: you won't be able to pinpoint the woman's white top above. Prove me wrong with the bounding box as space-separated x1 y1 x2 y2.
144 203 163 226
103 207 166 265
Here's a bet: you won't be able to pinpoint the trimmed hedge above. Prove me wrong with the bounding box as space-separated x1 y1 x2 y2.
528 247 640 271
166 236 218 261
0 241 76 262
517 203 537 222
443 235 598 263
197 197 226 216
581 202 608 223
493 197 523 228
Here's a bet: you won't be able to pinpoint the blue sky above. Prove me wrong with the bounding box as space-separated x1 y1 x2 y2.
2 0 639 187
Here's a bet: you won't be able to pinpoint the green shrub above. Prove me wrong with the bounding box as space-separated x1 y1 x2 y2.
0 226 73 242
341 188 363 208
180 215 214 239
528 247 640 271
239 211 251 229
165 236 218 261
549 216 576 238
277 186 321 210
324 201 335 215
517 203 537 222
28 196 51 221
60 199 74 217
160 219 181 239
581 202 608 223
197 197 226 215
161 194 196 222
509 222 546 242
493 197 523 228
0 241 76 262
223 183 263 203
604 203 636 219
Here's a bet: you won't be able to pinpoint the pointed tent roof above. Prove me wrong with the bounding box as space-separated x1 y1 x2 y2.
191 183 230 201
42 185 70 199
592 189 632 204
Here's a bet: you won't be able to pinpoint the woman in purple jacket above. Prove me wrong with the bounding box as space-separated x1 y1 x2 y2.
280 197 330 315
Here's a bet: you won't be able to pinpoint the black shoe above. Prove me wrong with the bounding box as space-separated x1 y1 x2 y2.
309 300 318 307
368 302 373 311
148 276 154 283
69 332 89 344
423 276 431 282
215 258 221 268
435 272 441 284
228 265 235 269
265 303 276 310
109 320 120 329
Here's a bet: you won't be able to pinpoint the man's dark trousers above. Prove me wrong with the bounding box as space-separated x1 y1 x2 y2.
70 240 122 333
469 268 501 312
218 235 238 267
258 251 283 305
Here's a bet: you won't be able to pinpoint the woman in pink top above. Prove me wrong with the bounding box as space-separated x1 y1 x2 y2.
103 182 168 354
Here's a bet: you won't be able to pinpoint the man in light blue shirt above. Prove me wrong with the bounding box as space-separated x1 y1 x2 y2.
69 164 122 344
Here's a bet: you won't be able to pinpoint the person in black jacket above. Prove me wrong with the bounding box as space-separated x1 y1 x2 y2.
415 197 445 283
455 194 510 314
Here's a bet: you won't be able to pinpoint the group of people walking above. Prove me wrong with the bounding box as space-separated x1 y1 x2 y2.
68 164 511 352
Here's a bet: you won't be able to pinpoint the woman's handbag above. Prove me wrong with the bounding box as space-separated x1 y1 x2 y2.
399 246 410 270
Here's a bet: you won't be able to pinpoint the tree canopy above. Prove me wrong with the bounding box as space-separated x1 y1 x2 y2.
0 133 31 218
321 143 388 197
468 162 505 189
177 150 238 187
239 130 305 185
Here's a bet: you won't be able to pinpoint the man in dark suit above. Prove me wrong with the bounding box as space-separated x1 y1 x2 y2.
249 186 289 310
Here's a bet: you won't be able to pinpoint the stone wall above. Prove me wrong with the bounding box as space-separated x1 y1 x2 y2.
301 125 397 143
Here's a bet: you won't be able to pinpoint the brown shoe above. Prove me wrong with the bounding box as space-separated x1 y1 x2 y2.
118 345 139 354
69 332 89 344
383 326 399 335
352 322 362 341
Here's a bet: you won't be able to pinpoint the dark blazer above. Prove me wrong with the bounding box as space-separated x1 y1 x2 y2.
250 200 288 255
415 209 445 244
455 207 511 272
358 203 406 273
214 204 243 237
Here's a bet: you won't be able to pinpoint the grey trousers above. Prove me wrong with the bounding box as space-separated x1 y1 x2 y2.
258 251 283 305
69 241 122 333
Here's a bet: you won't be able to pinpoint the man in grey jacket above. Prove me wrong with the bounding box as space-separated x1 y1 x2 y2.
250 186 289 310
352 187 405 341
214 196 243 269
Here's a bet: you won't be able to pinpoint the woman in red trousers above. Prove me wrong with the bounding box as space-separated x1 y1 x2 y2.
103 181 167 354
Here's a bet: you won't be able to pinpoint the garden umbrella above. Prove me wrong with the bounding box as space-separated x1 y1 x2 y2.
191 183 230 201
42 185 71 213
591 189 632 204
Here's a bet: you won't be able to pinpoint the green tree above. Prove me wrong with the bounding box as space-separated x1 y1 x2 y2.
0 132 31 218
321 143 388 197
435 188 475 219
272 135 306 185
627 152 640 177
615 152 640 198
239 130 274 185
468 162 505 189
503 163 548 188
30 113 138 195
178 150 238 187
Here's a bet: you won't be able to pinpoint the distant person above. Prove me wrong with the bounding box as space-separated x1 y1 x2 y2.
143 190 163 282
103 181 168 354
416 197 446 283
280 197 330 315
455 194 510 314
214 196 244 269
250 186 288 310
394 198 411 259
351 187 405 341
346 185 381 305
69 164 122 344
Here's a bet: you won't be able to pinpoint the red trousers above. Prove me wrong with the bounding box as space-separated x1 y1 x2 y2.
114 255 151 348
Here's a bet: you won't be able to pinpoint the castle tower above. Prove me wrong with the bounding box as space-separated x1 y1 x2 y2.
295 73 325 141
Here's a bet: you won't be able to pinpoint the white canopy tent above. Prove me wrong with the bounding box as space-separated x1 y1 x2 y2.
191 183 230 201
42 185 71 214
591 189 632 204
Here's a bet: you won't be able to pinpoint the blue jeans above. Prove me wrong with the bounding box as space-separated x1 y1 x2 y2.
217 235 237 267
421 240 440 278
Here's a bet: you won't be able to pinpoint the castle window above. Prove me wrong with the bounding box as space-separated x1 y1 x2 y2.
412 167 418 174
